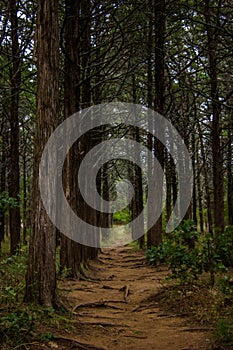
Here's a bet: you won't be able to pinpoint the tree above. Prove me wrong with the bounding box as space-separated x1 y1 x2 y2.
147 0 166 247
205 0 224 232
9 0 21 255
25 0 59 306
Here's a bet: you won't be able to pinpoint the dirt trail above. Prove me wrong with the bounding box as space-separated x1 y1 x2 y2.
60 247 211 350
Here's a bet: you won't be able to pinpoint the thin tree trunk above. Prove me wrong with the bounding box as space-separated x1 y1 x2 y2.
60 0 83 279
205 0 224 232
192 133 197 224
146 0 154 249
227 127 233 225
9 0 21 255
81 0 99 257
165 151 172 225
196 152 204 232
22 122 27 245
0 128 7 249
198 122 213 234
147 0 166 247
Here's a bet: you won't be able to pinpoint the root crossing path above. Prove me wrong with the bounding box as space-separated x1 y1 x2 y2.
60 247 210 350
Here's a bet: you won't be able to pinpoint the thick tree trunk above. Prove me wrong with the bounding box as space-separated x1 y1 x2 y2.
25 0 59 306
9 0 21 255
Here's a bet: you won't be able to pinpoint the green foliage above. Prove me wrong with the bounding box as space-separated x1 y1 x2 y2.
217 275 233 297
39 332 55 341
0 250 27 305
213 226 233 267
213 319 233 346
0 310 34 346
60 267 72 280
146 220 203 282
113 208 131 224
0 191 19 214
146 221 233 284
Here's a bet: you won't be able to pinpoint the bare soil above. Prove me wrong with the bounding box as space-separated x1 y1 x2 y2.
48 246 212 350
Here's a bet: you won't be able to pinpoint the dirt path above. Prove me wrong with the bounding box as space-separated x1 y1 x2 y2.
59 247 211 350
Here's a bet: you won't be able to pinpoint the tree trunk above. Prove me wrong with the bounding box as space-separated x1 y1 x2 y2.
60 0 83 279
147 0 165 247
205 0 224 232
198 122 213 234
0 127 7 249
146 0 154 249
165 151 172 225
192 133 197 224
25 0 59 306
196 152 204 232
227 127 233 225
9 0 21 255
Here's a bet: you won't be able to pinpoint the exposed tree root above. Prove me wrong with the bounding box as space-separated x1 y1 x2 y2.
54 336 106 350
72 299 126 312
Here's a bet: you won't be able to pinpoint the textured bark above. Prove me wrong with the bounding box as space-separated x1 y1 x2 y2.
205 0 224 232
146 0 154 249
165 151 172 225
135 130 144 248
192 134 197 225
0 128 7 249
198 122 213 234
196 154 204 232
81 0 99 257
227 128 233 225
9 0 21 255
60 0 82 279
147 0 165 247
25 0 59 306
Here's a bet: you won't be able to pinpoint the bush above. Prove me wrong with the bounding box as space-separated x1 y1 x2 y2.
0 251 27 305
113 208 131 224
213 319 233 346
0 310 34 346
213 226 233 267
146 221 232 284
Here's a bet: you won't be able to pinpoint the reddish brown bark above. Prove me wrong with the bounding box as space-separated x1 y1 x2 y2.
25 0 59 306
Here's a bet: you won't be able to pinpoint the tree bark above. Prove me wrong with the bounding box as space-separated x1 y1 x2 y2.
147 0 166 247
25 0 59 306
227 127 233 225
205 0 224 232
60 0 83 279
9 0 21 255
0 126 7 249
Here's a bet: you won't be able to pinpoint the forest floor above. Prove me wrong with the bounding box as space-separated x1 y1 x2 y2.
34 246 214 350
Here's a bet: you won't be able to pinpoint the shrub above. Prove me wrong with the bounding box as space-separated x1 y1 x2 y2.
146 221 232 284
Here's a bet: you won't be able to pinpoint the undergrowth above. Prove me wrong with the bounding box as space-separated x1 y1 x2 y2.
0 244 73 349
146 221 233 349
